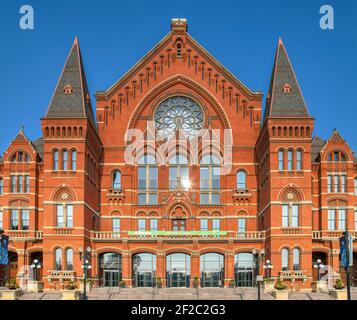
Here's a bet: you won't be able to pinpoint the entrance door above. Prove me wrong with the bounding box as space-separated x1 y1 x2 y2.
99 253 122 287
234 253 254 287
166 253 190 287
236 270 254 287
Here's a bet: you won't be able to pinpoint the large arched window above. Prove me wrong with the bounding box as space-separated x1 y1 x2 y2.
169 154 189 190
66 248 74 270
200 154 220 205
166 253 190 288
281 248 289 271
137 155 158 205
200 253 224 287
55 248 62 271
132 253 156 287
112 171 122 190
293 248 300 271
53 149 59 171
236 171 247 190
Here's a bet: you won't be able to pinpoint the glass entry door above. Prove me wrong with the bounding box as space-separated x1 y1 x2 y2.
99 253 122 287
104 270 120 287
166 253 190 287
234 253 254 287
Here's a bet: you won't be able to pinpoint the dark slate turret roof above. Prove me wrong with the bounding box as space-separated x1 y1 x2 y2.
263 38 310 121
45 37 96 127
311 136 326 162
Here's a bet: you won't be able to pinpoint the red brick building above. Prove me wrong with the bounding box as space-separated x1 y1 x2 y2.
0 19 356 290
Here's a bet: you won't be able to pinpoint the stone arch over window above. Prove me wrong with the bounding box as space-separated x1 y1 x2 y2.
9 150 31 163
280 186 304 203
52 186 76 202
127 75 231 133
148 211 159 217
211 211 223 217
169 204 189 219
326 150 349 162
136 211 147 217
110 210 122 216
199 211 210 217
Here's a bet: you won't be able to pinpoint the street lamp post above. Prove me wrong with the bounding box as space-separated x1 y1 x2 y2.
252 249 265 301
263 260 274 279
79 246 92 300
313 259 325 281
30 259 41 281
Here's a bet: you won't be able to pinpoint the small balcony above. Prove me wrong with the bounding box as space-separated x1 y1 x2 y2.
5 230 43 241
91 231 121 241
232 189 251 204
236 231 266 241
107 188 125 204
313 230 357 240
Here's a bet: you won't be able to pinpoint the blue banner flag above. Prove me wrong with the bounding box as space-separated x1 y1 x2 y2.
340 236 347 268
0 235 9 265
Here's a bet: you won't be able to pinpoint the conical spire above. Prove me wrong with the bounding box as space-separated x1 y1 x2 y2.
45 37 95 127
263 38 310 122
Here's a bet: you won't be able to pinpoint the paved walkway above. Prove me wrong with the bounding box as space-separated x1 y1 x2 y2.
7 287 357 300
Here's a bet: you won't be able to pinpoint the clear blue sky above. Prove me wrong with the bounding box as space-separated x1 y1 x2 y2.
0 0 356 153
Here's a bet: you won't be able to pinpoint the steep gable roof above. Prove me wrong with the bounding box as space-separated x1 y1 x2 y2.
264 38 310 121
45 37 96 127
96 19 262 99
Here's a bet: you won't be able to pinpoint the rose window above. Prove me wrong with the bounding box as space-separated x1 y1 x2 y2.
154 96 204 139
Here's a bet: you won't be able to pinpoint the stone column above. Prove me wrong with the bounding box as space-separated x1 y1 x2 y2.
16 249 27 289
224 251 235 287
121 250 132 287
156 251 166 287
190 251 200 287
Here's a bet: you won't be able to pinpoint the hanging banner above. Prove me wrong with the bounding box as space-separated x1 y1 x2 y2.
340 235 348 268
0 234 9 265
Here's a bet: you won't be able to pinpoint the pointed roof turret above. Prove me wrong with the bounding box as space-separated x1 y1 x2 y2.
263 38 310 122
45 37 96 127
